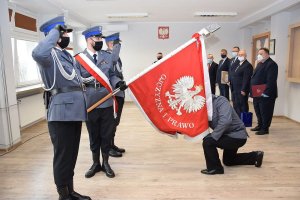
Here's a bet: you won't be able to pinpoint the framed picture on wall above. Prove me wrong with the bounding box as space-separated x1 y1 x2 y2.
252 32 270 66
269 39 276 55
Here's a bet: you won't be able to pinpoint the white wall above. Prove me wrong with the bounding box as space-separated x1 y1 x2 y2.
18 93 45 128
0 0 21 149
121 22 239 80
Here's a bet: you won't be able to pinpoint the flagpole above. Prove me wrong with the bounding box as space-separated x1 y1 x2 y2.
87 88 121 113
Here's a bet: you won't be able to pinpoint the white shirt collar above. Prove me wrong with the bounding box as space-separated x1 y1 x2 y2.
86 48 97 58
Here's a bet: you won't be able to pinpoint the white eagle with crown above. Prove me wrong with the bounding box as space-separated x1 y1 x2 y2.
165 76 206 116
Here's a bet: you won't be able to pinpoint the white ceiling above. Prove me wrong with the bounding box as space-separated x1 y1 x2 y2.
8 0 300 28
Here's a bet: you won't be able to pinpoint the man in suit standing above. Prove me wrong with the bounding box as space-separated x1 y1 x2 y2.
32 16 91 200
79 26 127 179
231 50 253 118
207 54 218 95
105 33 126 157
229 46 240 75
250 48 278 135
228 46 240 101
216 49 230 100
201 95 264 175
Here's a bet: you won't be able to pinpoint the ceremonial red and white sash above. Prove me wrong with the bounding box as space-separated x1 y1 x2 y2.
75 53 117 116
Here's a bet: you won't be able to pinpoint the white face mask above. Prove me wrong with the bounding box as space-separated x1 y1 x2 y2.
238 56 245 62
232 52 238 58
207 59 213 64
257 54 264 62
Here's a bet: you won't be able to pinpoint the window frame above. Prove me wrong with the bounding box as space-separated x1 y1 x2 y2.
9 6 42 91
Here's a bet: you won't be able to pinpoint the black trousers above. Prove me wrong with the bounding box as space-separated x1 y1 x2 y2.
210 82 216 95
232 92 249 118
115 96 125 127
86 106 115 154
218 84 229 100
48 121 82 187
112 96 125 141
253 97 276 131
202 136 257 171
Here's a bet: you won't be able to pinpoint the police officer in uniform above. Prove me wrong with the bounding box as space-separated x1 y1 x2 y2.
79 27 127 178
32 16 91 200
105 33 126 157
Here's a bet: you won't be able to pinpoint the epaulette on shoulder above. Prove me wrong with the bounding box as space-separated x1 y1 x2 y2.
101 50 111 54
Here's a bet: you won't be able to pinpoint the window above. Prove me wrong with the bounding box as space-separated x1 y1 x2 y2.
11 38 41 87
287 22 300 83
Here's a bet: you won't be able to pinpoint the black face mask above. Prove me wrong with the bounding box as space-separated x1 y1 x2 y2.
221 54 226 59
93 41 103 51
157 56 162 60
57 36 70 49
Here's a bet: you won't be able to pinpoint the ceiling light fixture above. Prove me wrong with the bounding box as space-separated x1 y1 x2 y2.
194 12 238 17
106 12 149 19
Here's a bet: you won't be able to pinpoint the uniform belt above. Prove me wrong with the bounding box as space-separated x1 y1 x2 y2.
50 86 82 96
86 83 102 89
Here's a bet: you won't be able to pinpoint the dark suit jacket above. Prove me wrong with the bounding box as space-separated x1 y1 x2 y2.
208 95 248 141
216 57 230 85
209 61 218 93
250 57 278 98
228 57 240 83
231 59 253 94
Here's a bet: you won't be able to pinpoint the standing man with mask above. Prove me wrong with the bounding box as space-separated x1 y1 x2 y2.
228 46 240 101
32 16 91 200
78 26 126 178
105 33 126 158
229 46 240 74
231 50 253 118
216 49 230 100
207 54 218 95
250 48 278 135
153 52 163 63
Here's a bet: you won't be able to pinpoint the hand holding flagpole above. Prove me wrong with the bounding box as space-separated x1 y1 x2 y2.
87 88 120 113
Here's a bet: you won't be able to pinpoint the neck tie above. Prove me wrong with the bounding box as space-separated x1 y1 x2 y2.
62 50 72 61
93 54 97 64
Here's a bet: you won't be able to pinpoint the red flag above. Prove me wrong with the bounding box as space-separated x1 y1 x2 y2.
128 34 211 139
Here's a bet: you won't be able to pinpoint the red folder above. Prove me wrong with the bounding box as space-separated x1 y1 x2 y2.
252 84 266 97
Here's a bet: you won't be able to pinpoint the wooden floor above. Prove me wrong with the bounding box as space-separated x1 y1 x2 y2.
1 102 300 200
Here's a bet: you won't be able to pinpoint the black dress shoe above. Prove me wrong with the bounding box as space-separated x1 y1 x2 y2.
201 168 224 175
255 151 264 167
109 149 122 157
255 130 269 135
102 163 115 178
102 153 115 178
112 145 126 153
251 126 261 131
68 181 91 200
85 163 102 178
70 191 91 200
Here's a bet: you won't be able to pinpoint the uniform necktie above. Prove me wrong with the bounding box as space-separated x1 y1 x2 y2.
93 54 97 64
62 50 72 61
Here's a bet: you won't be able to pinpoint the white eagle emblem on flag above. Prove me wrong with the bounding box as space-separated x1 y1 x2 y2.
165 76 206 116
